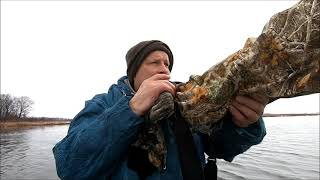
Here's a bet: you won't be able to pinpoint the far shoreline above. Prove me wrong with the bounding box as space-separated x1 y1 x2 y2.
1 113 319 130
263 113 320 117
0 118 71 130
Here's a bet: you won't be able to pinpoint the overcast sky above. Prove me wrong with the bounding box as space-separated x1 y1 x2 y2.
1 0 319 119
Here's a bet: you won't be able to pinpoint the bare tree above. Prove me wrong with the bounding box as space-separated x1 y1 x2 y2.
0 94 14 120
0 94 6 119
16 96 34 118
0 94 34 120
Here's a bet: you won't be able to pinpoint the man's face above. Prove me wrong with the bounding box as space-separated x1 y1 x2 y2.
133 50 171 91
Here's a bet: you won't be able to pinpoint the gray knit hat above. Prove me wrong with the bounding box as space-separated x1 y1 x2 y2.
126 40 174 86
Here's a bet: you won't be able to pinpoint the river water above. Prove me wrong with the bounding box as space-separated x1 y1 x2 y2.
0 116 319 180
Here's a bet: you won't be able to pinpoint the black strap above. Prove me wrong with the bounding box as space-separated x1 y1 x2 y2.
173 103 205 180
204 157 217 180
127 146 157 180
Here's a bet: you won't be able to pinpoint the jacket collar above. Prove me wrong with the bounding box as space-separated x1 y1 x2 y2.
117 76 135 97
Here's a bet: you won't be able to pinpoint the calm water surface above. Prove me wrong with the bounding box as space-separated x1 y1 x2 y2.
218 116 319 180
0 116 319 180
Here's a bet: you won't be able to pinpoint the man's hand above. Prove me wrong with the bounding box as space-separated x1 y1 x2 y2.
229 94 269 127
129 74 176 116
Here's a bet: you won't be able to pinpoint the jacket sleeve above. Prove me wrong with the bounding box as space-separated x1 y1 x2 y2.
203 112 266 162
52 87 144 179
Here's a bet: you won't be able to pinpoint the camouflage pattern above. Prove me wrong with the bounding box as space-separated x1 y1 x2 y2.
135 0 320 170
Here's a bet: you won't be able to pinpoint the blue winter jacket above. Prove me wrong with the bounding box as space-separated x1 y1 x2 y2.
53 76 266 180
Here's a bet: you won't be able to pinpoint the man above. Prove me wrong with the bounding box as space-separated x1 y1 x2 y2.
53 40 268 180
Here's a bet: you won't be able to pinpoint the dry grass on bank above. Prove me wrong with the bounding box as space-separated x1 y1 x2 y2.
0 117 71 129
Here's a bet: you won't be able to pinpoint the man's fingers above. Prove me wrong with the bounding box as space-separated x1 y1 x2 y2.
235 96 264 115
147 74 176 95
157 80 176 96
250 93 269 105
230 94 267 127
229 105 247 127
231 100 259 122
149 74 170 81
165 81 176 94
229 105 246 121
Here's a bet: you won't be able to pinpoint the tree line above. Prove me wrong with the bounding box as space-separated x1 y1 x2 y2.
0 94 34 120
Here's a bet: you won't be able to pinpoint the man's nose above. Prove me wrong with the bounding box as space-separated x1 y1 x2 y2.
158 63 170 75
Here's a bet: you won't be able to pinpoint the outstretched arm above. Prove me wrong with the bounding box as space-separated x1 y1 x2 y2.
204 94 268 161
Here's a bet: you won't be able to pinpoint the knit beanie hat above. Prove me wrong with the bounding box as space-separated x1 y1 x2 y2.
126 40 174 86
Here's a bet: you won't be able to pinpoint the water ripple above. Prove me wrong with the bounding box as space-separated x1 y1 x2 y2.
0 117 319 179
218 116 319 180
